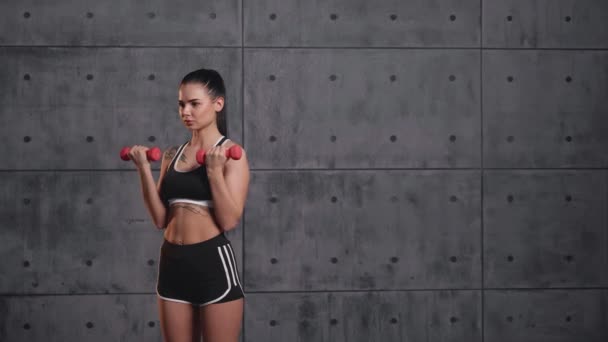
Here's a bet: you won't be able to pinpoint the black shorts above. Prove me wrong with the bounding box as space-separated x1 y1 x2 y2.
156 232 245 306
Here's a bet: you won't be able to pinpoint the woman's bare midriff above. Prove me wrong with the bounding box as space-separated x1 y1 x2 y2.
163 202 222 245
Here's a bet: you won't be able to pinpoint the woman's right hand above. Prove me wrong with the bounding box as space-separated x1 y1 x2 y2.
128 145 151 170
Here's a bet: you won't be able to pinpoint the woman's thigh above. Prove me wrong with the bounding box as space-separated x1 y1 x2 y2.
158 298 201 342
199 298 244 342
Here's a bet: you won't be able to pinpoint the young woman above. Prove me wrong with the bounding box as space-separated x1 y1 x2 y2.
127 68 249 341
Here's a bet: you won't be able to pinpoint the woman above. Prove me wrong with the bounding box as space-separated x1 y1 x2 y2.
127 68 249 341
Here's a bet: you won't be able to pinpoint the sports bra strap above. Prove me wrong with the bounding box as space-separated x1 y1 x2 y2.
170 136 227 168
217 136 229 146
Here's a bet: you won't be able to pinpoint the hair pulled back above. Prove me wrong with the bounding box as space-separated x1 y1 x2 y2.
180 68 227 136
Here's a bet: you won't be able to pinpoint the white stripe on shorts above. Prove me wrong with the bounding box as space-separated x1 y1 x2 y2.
223 245 237 286
199 244 233 306
226 243 243 290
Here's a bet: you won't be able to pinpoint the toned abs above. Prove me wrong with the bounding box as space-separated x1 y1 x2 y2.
161 145 222 245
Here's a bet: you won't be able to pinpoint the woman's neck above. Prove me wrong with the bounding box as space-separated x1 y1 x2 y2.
188 129 223 151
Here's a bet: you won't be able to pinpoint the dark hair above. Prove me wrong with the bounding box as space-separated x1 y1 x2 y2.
180 68 227 136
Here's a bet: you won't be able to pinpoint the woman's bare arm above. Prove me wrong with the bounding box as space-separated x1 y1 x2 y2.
137 146 176 229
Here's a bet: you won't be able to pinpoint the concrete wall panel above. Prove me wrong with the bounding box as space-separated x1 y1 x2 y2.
0 294 161 342
483 51 608 168
244 49 481 169
245 170 481 291
483 0 608 48
246 290 481 342
245 0 480 47
485 290 608 342
0 0 240 46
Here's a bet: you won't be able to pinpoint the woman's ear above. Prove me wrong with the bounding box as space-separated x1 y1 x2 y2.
214 97 224 112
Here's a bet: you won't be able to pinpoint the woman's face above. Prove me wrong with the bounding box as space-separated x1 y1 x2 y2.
178 83 224 129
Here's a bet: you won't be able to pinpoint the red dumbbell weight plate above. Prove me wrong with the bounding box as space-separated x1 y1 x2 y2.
196 145 242 165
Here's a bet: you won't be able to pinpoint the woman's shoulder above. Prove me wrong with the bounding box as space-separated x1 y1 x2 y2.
223 138 246 153
222 138 245 154
162 145 181 162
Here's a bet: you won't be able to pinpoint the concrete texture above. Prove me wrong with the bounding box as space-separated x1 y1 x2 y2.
1 0 607 341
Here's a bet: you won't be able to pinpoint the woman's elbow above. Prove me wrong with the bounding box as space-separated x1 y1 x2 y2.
222 216 242 232
221 220 239 232
154 214 167 230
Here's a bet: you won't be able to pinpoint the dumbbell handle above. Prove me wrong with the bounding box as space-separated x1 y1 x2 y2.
196 145 242 165
119 146 161 162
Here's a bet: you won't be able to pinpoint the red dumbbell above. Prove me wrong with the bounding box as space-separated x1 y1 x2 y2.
119 146 162 162
196 145 242 165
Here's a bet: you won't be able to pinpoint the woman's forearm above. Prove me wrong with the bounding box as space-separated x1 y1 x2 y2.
137 165 167 229
207 169 241 231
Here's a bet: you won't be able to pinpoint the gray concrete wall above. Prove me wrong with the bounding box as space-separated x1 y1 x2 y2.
1 1 607 341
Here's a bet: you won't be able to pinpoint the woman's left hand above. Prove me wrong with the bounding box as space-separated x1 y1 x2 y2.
204 145 228 174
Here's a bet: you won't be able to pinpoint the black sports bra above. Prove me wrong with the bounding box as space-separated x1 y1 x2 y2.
159 136 229 209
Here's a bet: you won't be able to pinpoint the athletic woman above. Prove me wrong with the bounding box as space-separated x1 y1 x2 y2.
127 68 249 342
